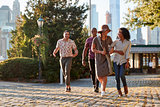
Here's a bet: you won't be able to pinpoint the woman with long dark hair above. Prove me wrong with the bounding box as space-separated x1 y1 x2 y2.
110 27 131 96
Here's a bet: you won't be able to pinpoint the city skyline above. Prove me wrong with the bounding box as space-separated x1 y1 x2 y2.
0 0 158 43
0 0 130 29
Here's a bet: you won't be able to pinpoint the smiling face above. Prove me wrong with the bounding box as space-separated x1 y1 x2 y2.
63 31 70 40
92 28 97 37
118 29 124 40
101 29 110 37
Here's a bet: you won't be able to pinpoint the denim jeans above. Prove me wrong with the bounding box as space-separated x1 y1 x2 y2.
113 62 127 90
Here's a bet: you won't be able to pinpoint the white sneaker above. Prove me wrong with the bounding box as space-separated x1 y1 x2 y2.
101 91 105 96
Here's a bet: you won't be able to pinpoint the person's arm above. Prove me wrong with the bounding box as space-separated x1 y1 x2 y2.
125 58 130 68
53 47 59 57
72 41 78 57
109 47 114 54
82 46 89 66
53 41 60 57
109 40 124 55
125 41 131 68
91 42 106 55
73 48 78 57
113 50 124 55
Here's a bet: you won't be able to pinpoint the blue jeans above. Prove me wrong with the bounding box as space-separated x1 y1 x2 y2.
113 62 127 90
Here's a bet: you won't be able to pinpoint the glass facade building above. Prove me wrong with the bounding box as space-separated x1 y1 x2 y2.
91 4 98 30
109 0 120 41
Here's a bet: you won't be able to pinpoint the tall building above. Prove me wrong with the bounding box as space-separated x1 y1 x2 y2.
0 6 12 28
0 0 20 60
91 4 98 30
12 0 20 22
0 28 1 56
109 0 120 41
1 26 13 59
137 28 142 40
131 28 145 45
147 27 160 44
147 26 151 44
106 11 112 36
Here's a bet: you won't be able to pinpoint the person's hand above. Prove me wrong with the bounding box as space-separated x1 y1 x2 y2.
101 48 106 55
109 48 114 55
82 60 86 66
72 54 76 58
53 53 56 57
125 62 130 69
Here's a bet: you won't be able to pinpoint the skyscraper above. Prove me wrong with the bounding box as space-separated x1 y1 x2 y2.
12 0 20 22
106 11 112 36
109 0 120 40
91 4 98 30
131 28 145 45
137 28 142 40
0 6 12 27
0 0 20 59
147 27 160 44
0 28 1 56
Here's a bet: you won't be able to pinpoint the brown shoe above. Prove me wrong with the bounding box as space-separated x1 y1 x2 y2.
65 87 71 92
124 86 128 95
118 90 123 96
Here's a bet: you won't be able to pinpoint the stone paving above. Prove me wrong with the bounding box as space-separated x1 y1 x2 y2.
0 75 160 107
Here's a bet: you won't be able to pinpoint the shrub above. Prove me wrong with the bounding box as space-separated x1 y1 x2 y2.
0 57 39 81
143 66 149 69
43 57 60 83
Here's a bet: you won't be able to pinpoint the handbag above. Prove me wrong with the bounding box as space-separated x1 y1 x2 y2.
97 36 113 75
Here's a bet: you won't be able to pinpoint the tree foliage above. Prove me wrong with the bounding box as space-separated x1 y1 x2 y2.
8 16 34 58
8 0 89 80
124 0 160 29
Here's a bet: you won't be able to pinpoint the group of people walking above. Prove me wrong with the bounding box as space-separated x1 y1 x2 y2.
53 24 131 97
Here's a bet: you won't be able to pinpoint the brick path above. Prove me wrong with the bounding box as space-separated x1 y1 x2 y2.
0 75 160 107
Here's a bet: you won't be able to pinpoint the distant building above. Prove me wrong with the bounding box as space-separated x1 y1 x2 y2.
147 27 160 45
106 11 112 36
130 45 160 73
0 26 13 59
91 4 98 30
0 6 12 28
109 0 120 41
0 28 1 56
12 0 20 23
0 0 20 60
131 28 145 45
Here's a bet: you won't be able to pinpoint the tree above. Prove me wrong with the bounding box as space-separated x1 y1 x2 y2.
8 0 89 80
124 0 160 29
8 16 34 58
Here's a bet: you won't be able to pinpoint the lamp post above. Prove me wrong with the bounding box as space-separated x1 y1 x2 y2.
89 0 91 35
37 16 44 80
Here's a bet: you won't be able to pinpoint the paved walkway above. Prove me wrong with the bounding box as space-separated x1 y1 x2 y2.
0 75 160 107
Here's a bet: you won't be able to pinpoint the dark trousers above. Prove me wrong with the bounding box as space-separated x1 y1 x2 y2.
113 62 127 90
60 57 72 86
88 59 99 89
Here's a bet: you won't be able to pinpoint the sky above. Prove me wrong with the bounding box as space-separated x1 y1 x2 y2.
0 0 130 29
0 0 146 40
79 0 130 30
